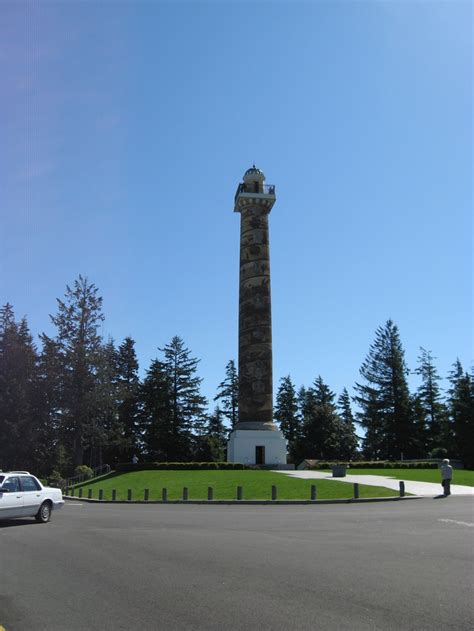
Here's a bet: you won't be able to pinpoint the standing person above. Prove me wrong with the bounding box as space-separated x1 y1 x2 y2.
440 459 453 496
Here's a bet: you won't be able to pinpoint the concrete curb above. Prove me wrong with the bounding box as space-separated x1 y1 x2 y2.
64 495 423 506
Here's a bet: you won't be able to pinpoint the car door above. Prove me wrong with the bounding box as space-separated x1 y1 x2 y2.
0 476 24 519
20 476 44 517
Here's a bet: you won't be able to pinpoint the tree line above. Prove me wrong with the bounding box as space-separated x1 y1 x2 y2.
275 321 473 467
0 276 472 477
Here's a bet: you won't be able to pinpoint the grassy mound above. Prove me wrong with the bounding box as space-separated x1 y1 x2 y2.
71 470 399 501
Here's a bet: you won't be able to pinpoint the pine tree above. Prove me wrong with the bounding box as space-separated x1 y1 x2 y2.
46 276 105 468
274 375 300 462
409 393 430 459
193 406 227 462
140 359 174 460
162 336 207 441
214 359 238 428
90 339 121 468
448 360 474 467
206 406 227 443
34 335 65 475
297 386 308 417
0 303 15 330
300 377 347 460
114 337 141 462
0 306 39 469
354 320 415 460
414 347 449 455
337 388 359 459
358 387 385 459
292 386 309 463
141 336 207 461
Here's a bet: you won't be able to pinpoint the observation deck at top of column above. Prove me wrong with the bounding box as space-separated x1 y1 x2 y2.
234 182 276 213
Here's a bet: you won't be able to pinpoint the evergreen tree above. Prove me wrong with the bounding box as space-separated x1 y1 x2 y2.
300 377 347 460
162 336 207 440
34 335 66 476
414 347 449 455
274 375 300 462
448 360 474 467
45 276 105 468
206 406 227 442
354 320 415 459
140 359 174 460
89 339 121 468
113 337 141 462
193 406 227 461
292 386 309 463
0 303 14 330
214 359 238 428
358 387 385 459
409 393 430 459
337 388 359 459
141 336 207 461
0 306 39 469
297 386 308 417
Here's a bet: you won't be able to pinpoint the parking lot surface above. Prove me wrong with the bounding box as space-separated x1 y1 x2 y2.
1 498 473 630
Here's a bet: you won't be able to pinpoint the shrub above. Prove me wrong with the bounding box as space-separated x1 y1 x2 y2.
74 465 94 479
47 470 65 488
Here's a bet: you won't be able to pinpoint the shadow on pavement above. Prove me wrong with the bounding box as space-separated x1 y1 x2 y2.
0 519 38 528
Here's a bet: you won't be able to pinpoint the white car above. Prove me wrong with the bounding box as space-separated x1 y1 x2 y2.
0 471 65 523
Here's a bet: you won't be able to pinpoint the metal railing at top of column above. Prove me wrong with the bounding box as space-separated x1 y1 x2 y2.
235 183 276 204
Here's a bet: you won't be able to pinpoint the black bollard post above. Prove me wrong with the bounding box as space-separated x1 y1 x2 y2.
99 489 104 500
112 489 116 501
71 488 75 497
88 489 92 499
183 487 188 501
162 488 168 502
78 488 83 498
311 485 317 501
237 486 243 501
127 489 132 501
399 481 405 497
271 485 277 501
353 483 359 499
144 489 149 501
208 487 213 501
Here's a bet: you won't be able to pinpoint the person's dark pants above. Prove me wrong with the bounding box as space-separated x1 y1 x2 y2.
442 480 451 496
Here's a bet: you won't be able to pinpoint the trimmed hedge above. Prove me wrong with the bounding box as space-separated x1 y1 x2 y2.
116 460 440 473
115 462 253 472
307 461 439 470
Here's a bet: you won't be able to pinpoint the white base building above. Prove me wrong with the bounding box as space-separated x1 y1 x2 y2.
227 427 287 466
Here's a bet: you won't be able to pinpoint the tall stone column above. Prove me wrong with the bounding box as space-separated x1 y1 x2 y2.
237 173 274 428
227 166 287 465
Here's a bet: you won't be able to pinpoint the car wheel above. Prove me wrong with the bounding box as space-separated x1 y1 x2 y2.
35 501 52 523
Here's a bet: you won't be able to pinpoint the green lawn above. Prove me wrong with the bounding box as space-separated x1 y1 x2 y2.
337 468 474 486
70 470 399 501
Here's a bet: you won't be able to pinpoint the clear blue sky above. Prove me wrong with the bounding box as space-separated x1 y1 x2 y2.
2 1 472 409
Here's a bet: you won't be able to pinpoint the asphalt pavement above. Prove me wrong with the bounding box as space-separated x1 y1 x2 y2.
1 498 473 631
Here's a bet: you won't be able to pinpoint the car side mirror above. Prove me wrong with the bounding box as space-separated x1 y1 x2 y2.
0 487 10 493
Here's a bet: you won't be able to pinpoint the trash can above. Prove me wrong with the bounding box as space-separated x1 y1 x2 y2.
332 465 347 477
